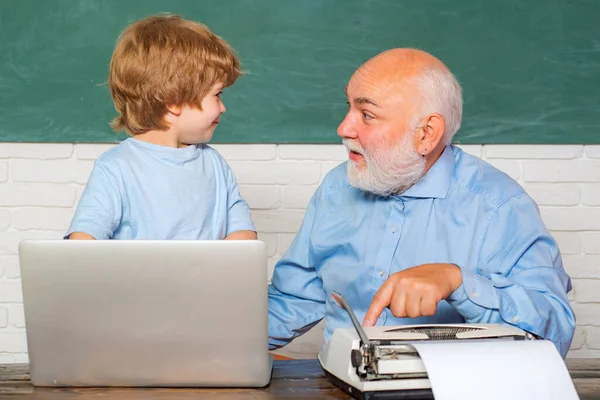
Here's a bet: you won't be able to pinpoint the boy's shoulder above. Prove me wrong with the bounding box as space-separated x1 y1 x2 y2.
199 143 223 158
94 141 128 165
199 144 234 170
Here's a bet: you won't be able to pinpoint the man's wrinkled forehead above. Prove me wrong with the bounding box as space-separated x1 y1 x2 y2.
345 63 410 107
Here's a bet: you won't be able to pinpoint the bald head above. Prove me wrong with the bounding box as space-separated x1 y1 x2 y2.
359 48 450 84
349 48 463 145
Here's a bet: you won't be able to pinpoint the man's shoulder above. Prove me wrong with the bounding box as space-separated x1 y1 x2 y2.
451 146 526 207
320 162 352 198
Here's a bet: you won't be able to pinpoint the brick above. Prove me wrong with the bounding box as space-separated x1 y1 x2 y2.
540 208 600 231
0 354 15 363
75 185 85 204
484 159 521 181
252 210 306 233
571 303 600 326
0 306 7 328
1 256 20 279
229 162 321 185
12 208 74 231
569 326 586 350
257 232 278 258
0 281 22 303
0 143 73 159
74 144 116 160
573 280 600 303
0 162 7 182
563 255 600 279
585 146 600 159
10 305 25 328
0 183 76 207
282 186 317 209
210 144 276 161
551 232 582 255
279 233 297 255
457 145 482 159
523 160 600 183
586 327 600 350
278 145 347 161
11 160 94 184
0 210 10 230
0 231 63 255
238 186 280 210
581 184 600 207
583 233 600 255
523 183 580 206
484 145 583 159
568 287 575 302
0 332 27 353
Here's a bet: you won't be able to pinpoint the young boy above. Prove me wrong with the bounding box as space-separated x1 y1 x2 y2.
66 14 256 241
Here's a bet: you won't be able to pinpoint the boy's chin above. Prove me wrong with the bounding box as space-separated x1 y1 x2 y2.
181 134 213 145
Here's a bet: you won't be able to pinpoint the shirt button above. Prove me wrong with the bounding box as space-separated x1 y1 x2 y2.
471 291 478 298
391 227 397 233
512 317 519 323
379 270 385 277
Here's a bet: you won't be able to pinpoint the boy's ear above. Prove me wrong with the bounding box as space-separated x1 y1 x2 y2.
166 105 183 116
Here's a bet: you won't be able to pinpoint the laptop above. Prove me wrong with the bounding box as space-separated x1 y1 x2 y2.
18 239 273 387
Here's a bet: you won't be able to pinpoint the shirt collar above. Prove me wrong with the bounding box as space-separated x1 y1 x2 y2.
399 145 454 199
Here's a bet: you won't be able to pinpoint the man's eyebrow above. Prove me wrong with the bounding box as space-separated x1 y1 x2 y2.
353 97 380 108
344 86 381 108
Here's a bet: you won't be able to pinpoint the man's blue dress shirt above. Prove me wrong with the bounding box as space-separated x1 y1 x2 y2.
268 145 575 357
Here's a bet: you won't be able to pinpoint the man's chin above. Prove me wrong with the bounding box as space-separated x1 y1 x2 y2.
348 158 367 170
346 167 369 189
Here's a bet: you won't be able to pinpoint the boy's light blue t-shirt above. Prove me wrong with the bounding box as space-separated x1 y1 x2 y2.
66 138 255 240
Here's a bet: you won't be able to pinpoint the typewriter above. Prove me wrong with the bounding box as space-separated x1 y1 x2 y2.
317 291 537 399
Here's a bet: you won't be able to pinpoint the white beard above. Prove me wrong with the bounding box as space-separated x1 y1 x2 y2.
344 133 426 197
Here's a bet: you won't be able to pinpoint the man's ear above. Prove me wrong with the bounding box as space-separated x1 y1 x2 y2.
417 112 445 156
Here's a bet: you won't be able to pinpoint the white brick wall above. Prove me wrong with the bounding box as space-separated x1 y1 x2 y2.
0 143 599 361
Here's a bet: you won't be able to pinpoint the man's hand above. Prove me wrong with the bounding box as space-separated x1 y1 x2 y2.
363 263 462 326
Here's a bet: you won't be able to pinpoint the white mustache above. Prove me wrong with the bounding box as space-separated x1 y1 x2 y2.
343 139 365 156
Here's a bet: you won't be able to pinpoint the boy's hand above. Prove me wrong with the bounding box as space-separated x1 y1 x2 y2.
68 232 95 240
225 230 257 240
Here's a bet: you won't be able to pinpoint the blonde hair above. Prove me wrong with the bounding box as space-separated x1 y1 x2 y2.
108 14 241 135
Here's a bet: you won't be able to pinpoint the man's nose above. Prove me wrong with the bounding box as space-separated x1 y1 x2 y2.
337 113 357 139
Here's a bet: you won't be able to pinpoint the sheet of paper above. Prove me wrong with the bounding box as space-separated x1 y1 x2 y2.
411 340 579 400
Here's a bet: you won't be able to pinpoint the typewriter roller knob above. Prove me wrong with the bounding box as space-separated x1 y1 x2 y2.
350 349 362 368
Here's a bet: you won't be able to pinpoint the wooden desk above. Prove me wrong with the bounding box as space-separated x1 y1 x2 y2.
1 359 599 399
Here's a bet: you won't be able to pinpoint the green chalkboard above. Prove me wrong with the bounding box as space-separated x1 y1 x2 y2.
1 0 599 144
